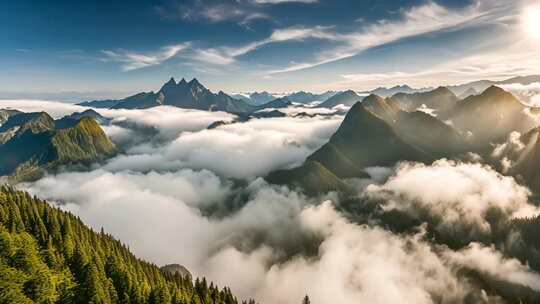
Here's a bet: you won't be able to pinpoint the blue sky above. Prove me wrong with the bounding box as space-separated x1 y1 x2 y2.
1 0 539 95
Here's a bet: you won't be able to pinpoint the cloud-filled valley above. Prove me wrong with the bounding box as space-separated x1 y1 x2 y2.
3 0 540 302
5 88 540 303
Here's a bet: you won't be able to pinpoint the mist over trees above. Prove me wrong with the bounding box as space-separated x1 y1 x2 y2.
0 186 250 304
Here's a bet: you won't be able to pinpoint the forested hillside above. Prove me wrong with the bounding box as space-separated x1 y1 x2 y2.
0 186 248 304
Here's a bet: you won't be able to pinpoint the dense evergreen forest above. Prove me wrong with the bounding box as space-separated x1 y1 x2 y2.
0 186 252 304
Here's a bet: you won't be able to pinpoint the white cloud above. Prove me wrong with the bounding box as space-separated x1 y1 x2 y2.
102 43 190 71
366 159 539 239
444 242 540 291
104 113 341 178
500 82 540 106
23 174 540 303
9 98 540 303
99 106 235 141
269 0 517 74
156 1 271 25
0 99 340 178
0 99 87 118
491 131 526 173
192 26 341 66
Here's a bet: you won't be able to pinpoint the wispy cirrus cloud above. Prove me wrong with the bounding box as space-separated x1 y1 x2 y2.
105 0 522 74
268 0 518 74
102 43 190 71
155 0 318 25
103 26 340 70
155 0 269 25
193 26 341 65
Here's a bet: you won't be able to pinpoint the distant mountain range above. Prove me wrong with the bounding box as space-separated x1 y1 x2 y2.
83 78 256 113
77 75 540 114
361 85 431 97
231 91 277 106
0 109 116 182
267 85 540 194
80 78 297 114
447 75 540 97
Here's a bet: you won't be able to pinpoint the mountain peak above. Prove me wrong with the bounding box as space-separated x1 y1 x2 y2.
483 85 509 96
189 78 201 86
432 86 452 94
160 77 177 92
178 78 187 86
363 94 385 103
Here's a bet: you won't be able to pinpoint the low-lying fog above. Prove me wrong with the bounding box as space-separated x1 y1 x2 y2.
3 98 540 303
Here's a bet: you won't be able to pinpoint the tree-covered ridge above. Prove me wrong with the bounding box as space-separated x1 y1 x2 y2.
0 186 247 304
0 113 118 183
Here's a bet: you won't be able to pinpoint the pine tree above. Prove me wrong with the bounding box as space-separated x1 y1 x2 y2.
0 187 245 304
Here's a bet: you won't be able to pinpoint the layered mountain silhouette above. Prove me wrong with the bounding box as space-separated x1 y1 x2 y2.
317 90 360 108
446 75 540 96
458 87 478 99
286 91 338 104
390 87 459 116
78 99 122 109
55 109 111 129
363 84 428 97
110 78 255 113
232 91 277 106
267 85 539 194
80 78 297 115
253 96 292 110
450 86 537 145
0 110 116 182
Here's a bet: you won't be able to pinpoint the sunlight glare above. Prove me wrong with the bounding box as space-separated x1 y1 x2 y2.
523 5 540 40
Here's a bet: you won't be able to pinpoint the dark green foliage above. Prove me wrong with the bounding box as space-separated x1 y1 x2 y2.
51 117 116 163
0 186 245 304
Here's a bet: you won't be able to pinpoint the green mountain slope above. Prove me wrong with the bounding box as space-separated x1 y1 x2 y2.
266 94 469 194
308 102 428 177
0 117 117 182
51 117 116 164
0 186 244 304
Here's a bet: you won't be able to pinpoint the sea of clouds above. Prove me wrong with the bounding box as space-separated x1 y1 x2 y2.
2 99 540 303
